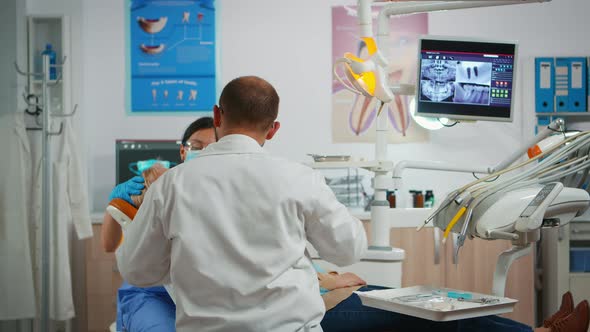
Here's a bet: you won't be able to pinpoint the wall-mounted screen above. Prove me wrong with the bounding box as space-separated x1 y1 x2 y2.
416 36 517 122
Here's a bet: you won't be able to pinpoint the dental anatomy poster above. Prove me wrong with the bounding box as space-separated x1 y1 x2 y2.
332 6 429 143
128 0 216 113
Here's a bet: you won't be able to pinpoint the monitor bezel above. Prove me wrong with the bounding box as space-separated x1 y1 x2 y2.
115 139 182 185
415 35 518 123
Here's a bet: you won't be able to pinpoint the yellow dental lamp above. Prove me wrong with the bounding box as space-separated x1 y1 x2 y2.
335 37 394 104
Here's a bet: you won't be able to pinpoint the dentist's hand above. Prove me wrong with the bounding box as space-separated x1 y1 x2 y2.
108 176 145 206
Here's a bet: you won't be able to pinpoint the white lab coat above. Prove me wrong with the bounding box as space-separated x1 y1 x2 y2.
27 117 93 320
117 134 367 332
0 113 36 320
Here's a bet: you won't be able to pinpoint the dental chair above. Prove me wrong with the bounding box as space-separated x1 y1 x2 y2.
435 183 589 297
428 131 590 297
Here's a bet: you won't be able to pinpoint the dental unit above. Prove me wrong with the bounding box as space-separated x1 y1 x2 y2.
329 0 578 296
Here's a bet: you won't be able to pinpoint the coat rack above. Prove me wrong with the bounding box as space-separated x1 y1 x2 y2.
15 54 76 332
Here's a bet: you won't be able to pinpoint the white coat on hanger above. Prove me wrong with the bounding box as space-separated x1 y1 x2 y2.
27 115 93 321
0 112 36 320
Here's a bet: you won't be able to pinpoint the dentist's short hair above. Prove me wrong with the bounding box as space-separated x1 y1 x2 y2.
219 76 279 131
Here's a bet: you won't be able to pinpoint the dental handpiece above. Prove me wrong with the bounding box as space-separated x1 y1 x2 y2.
417 191 460 231
454 198 476 262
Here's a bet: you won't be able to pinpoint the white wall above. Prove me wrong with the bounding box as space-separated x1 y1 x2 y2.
75 0 590 212
0 0 26 117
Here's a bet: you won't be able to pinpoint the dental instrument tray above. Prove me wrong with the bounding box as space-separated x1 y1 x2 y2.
308 154 351 162
355 285 517 321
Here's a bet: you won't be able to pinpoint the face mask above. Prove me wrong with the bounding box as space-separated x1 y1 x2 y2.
129 159 173 175
185 150 200 161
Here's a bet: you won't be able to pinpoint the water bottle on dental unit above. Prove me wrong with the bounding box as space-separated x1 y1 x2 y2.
41 44 57 80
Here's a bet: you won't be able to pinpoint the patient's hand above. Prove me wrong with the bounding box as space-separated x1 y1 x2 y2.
318 271 367 291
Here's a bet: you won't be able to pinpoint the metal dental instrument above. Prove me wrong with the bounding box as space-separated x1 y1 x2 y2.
417 190 460 231
454 198 476 262
457 297 500 305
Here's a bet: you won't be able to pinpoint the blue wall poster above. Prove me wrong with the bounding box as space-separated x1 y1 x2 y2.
128 0 216 113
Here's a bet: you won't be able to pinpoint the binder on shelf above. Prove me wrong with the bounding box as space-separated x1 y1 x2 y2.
537 116 551 126
567 57 587 112
587 56 590 111
535 57 555 113
555 58 570 112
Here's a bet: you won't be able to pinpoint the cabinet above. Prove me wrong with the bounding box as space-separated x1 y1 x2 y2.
542 213 590 329
391 227 535 326
86 224 122 332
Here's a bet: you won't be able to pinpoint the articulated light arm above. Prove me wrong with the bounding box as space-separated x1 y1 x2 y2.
377 0 551 39
391 118 565 190
374 0 551 95
355 0 552 103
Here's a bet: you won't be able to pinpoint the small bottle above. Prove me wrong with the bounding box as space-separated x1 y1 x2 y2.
41 43 57 80
408 190 416 208
425 190 435 208
415 191 424 208
387 190 396 208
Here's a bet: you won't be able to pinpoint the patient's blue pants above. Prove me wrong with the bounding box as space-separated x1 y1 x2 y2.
321 285 533 332
117 282 175 332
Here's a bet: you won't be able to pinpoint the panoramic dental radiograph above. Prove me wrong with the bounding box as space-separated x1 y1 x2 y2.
420 60 457 102
420 59 492 105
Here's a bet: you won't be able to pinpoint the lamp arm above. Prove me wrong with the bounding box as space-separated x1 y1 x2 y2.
377 0 550 40
374 0 551 75
390 119 566 188
358 0 374 37
392 160 490 181
491 118 565 173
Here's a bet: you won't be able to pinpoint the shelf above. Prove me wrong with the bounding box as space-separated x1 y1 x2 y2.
535 112 590 117
32 79 60 85
308 245 405 262
308 160 393 170
362 247 405 262
570 272 590 277
348 208 435 228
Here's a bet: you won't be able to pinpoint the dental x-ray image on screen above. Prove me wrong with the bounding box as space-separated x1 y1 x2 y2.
454 61 492 105
420 60 492 105
420 60 457 102
416 36 517 122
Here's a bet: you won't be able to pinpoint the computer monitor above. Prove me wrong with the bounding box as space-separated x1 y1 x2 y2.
116 139 182 184
416 36 517 122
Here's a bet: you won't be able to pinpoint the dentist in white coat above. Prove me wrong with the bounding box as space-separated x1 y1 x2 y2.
116 76 367 332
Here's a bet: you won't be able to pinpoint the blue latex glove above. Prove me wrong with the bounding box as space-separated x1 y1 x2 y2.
109 176 145 206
